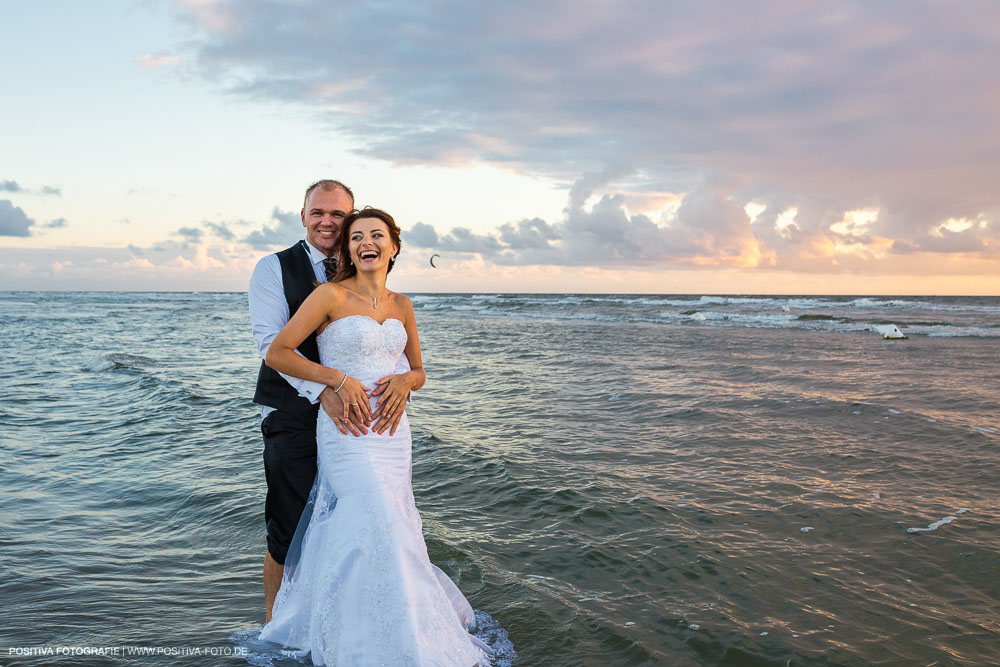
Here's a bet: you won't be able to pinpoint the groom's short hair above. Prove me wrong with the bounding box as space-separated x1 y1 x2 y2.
303 179 354 208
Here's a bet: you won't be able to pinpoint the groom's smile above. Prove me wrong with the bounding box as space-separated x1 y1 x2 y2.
301 186 353 257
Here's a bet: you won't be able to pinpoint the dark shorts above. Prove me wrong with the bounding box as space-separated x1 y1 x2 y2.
261 409 318 565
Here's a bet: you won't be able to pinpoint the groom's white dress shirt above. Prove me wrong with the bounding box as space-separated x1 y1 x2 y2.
249 239 330 418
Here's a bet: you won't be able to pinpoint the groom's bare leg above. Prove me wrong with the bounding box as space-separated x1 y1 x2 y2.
264 551 283 623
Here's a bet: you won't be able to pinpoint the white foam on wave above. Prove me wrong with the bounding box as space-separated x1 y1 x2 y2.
680 310 798 326
918 326 999 338
906 509 968 534
409 294 449 304
229 611 517 667
971 426 997 434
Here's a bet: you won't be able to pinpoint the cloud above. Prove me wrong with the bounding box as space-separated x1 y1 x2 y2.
498 217 561 250
43 218 67 229
0 200 34 237
0 180 61 196
404 222 438 248
242 207 302 248
175 226 204 242
402 172 996 274
0 244 268 291
204 220 236 240
135 51 184 69
165 0 1000 270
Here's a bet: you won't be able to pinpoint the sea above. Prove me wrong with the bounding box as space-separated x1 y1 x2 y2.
1 291 997 666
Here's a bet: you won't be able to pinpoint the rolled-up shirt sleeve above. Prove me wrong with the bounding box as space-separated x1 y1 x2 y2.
395 351 414 403
248 254 327 404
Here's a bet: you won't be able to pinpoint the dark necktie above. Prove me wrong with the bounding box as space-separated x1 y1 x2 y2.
322 257 337 282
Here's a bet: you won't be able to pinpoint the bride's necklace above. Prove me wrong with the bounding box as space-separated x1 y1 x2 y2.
349 285 386 310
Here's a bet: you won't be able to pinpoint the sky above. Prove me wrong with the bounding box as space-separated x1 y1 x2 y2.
2 0 999 294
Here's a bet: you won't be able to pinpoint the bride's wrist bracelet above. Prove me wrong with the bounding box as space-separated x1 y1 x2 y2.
333 373 348 393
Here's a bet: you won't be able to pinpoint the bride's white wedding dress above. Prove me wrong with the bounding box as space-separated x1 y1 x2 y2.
259 315 491 666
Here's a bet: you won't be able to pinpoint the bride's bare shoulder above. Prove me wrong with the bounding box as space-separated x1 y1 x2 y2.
388 290 410 304
386 291 412 311
310 282 349 309
315 281 345 297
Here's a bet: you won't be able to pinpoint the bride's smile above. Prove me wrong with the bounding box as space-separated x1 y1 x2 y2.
349 219 398 271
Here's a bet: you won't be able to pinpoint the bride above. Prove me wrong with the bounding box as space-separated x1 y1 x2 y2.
259 208 491 665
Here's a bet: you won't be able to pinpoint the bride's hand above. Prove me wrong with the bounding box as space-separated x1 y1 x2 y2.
371 373 413 435
334 374 372 425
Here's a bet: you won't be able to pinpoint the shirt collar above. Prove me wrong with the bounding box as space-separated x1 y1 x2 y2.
302 239 336 264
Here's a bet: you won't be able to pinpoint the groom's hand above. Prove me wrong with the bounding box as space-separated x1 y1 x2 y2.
319 386 368 437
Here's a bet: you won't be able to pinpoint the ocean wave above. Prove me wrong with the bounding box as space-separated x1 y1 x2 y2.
923 328 1000 338
407 293 998 336
83 353 157 372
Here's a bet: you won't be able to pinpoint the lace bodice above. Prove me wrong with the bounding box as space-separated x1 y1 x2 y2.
316 315 407 387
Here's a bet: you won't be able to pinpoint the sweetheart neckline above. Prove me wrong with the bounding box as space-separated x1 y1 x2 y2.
317 314 403 338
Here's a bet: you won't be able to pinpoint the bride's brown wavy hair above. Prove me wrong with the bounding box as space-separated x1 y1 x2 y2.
331 207 402 282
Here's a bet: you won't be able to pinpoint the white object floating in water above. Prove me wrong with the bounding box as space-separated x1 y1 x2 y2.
688 624 700 631
800 526 814 532
760 631 769 636
907 515 958 533
888 408 901 414
625 622 635 627
873 492 881 499
873 323 907 339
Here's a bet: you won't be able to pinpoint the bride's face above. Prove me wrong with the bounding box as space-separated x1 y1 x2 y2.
348 218 398 273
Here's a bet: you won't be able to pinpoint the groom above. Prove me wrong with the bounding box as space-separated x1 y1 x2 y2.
249 179 378 622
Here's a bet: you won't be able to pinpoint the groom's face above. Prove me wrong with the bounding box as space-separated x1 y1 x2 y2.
301 187 354 257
